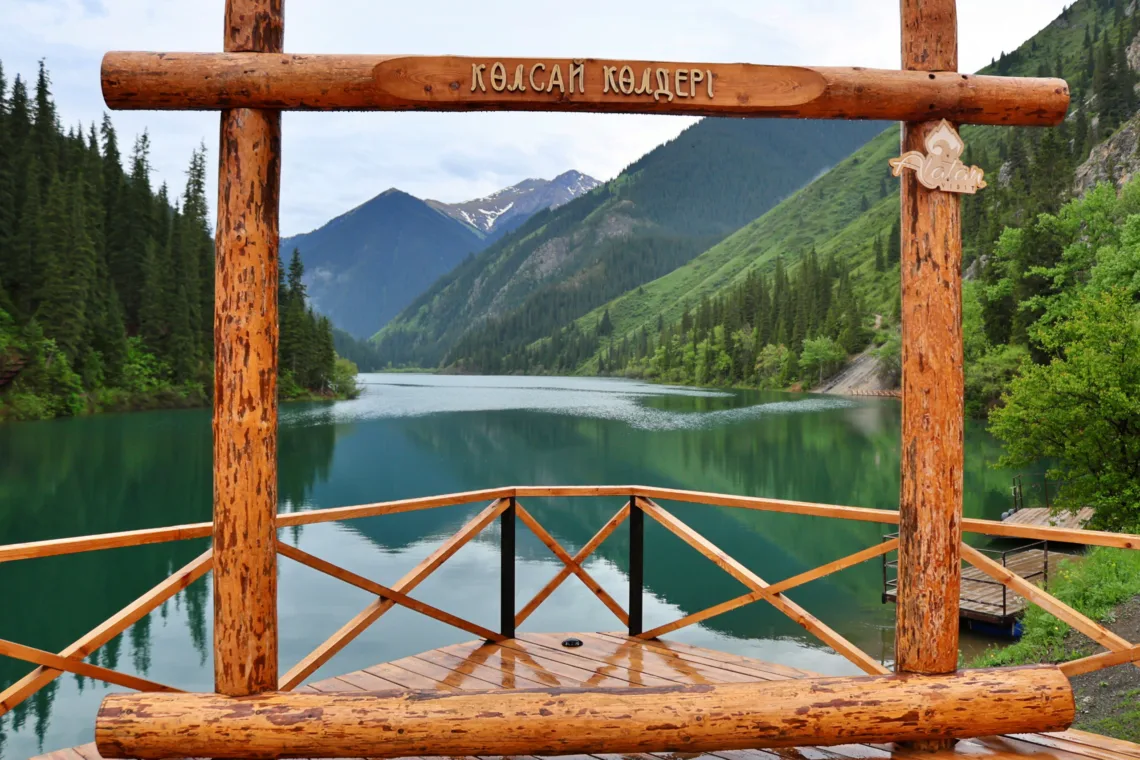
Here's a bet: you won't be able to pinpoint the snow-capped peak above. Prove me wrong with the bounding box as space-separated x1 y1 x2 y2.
427 171 602 235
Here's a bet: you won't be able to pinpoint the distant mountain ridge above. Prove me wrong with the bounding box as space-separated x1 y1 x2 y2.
428 171 601 240
282 172 600 338
373 118 886 368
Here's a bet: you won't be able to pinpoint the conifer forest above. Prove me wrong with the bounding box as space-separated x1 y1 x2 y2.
0 61 357 421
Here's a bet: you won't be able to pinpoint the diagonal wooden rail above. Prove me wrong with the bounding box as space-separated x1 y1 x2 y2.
515 502 630 627
961 543 1140 674
638 499 889 675
0 639 180 694
276 541 505 643
279 498 510 690
640 537 900 639
0 549 213 716
514 502 629 627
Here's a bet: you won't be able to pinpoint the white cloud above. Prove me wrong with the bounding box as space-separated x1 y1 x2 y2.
1 0 1072 236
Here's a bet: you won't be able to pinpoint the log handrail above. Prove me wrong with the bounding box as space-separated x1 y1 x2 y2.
3 486 1139 719
4 486 1135 564
94 667 1076 760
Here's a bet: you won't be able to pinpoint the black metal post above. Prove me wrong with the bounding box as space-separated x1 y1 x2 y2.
629 496 644 637
500 497 516 639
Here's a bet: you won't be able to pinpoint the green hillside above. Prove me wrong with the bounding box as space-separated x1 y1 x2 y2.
373 118 886 368
452 0 1135 402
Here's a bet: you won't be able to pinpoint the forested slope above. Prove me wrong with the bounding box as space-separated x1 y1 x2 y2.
373 117 886 367
456 0 1135 405
0 61 350 421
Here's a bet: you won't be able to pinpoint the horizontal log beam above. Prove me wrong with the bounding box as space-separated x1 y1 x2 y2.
96 666 1074 759
101 53 1069 126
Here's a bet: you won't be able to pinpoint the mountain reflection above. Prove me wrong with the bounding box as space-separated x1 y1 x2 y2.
0 379 1036 758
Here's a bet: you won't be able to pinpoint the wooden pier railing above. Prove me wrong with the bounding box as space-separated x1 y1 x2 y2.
1 485 1138 718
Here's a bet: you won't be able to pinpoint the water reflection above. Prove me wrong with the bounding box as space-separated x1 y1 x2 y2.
0 376 1035 758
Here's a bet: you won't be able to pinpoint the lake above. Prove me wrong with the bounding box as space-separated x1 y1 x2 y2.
0 374 1027 758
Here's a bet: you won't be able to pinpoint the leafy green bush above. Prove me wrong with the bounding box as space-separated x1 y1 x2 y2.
0 392 51 422
329 358 361 399
121 337 172 394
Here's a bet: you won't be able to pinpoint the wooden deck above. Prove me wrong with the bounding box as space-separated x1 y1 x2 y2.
33 633 1140 760
885 549 1067 625
1004 507 1095 532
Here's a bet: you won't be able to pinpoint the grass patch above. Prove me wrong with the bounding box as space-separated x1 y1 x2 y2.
970 547 1140 667
1084 689 1140 742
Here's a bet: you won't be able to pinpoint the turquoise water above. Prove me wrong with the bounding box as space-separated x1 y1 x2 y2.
0 375 1023 758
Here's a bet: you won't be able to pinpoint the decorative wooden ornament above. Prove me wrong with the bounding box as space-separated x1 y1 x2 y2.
890 120 987 194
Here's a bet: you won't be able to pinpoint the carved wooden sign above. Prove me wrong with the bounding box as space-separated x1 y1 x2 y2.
375 57 824 112
889 120 987 194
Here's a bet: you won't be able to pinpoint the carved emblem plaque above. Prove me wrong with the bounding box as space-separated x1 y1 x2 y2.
890 120 987 194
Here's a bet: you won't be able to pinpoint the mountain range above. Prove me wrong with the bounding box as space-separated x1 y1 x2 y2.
281 172 601 338
370 0 1120 385
373 118 886 367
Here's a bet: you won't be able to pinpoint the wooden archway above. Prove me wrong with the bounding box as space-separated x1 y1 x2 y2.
99 0 1069 733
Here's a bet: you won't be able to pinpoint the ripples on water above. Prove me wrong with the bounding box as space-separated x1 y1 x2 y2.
287 374 856 431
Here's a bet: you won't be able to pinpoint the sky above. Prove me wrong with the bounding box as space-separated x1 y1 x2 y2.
2 0 1072 237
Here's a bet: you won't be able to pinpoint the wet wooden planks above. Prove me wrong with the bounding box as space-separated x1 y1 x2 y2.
30 634 1140 760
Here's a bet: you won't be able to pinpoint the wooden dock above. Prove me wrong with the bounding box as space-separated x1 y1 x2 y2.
885 548 1067 625
1004 507 1095 532
36 633 1140 760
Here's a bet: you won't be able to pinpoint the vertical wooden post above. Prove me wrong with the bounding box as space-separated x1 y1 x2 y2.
896 0 963 688
629 496 644 637
213 0 283 697
500 498 516 639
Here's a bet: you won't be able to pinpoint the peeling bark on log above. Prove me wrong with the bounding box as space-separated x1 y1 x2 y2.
896 0 965 685
99 53 1069 127
212 0 283 699
95 667 1074 760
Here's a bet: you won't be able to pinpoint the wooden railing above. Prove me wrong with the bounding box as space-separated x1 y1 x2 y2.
1 485 1138 717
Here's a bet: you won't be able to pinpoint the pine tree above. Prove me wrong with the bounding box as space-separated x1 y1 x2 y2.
0 62 15 278
36 174 92 364
887 219 901 266
115 132 155 328
10 154 43 315
31 61 57 190
138 238 167 354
